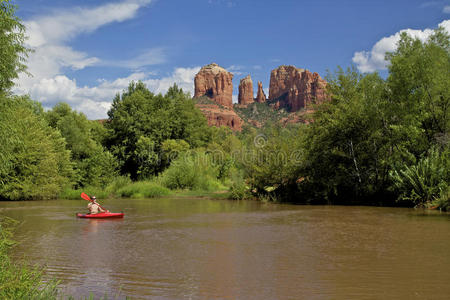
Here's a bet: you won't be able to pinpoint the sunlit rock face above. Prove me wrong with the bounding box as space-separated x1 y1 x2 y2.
194 63 233 108
195 103 243 131
238 75 254 106
269 65 327 111
255 81 266 103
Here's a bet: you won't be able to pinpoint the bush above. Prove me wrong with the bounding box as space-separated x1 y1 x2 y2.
431 186 450 211
160 151 222 191
105 176 132 195
390 148 449 207
116 181 170 198
59 186 109 200
229 172 250 200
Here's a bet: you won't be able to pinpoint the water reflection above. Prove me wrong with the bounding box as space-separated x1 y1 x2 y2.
1 199 449 299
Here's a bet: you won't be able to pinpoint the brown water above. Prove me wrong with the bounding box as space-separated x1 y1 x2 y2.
1 198 449 299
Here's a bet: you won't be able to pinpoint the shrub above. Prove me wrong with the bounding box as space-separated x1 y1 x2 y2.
59 186 109 200
160 151 221 191
390 148 449 207
116 181 170 198
229 172 250 200
104 176 132 195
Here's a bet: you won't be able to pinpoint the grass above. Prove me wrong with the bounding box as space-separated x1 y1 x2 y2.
59 186 109 200
116 181 170 198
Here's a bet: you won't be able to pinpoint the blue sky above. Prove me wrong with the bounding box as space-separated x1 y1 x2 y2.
13 0 450 119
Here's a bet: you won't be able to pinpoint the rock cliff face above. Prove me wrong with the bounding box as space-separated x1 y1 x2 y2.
255 81 266 103
269 65 327 111
194 63 233 107
195 103 243 131
193 63 328 130
238 75 254 106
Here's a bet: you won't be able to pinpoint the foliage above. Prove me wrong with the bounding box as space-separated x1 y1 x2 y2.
301 68 395 203
160 151 222 191
0 96 74 200
116 181 170 198
390 147 449 206
104 176 132 195
229 171 251 200
386 28 449 148
59 186 109 200
0 216 59 299
106 82 212 179
45 103 118 188
234 102 289 126
0 0 30 93
237 124 305 198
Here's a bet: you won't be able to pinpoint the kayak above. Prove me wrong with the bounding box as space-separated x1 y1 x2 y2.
76 212 124 219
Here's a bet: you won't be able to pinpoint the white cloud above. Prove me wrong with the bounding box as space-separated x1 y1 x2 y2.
25 0 152 47
13 0 180 119
25 68 201 120
444 6 450 13
143 67 201 95
352 19 450 73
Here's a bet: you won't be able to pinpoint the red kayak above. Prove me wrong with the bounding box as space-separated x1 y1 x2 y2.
76 212 124 219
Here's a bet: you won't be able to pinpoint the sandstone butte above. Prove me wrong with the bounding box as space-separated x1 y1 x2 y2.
193 63 328 131
269 65 328 111
255 81 266 103
194 63 234 108
194 63 243 131
238 75 254 106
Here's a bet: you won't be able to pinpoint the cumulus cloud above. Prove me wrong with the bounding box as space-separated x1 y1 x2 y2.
352 19 450 73
25 67 201 120
13 0 180 119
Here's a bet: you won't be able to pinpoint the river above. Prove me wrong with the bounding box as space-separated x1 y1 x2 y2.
1 198 449 299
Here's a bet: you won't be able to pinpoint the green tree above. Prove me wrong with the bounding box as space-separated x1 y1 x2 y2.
238 124 305 199
0 0 30 93
386 28 449 149
106 82 211 179
45 103 118 188
0 96 74 200
300 67 395 203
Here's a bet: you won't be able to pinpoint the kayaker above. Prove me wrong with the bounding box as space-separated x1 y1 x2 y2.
87 196 106 215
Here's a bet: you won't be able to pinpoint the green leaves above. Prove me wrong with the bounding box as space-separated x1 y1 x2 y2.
0 0 30 93
0 96 74 200
106 82 211 179
45 103 118 189
390 147 449 206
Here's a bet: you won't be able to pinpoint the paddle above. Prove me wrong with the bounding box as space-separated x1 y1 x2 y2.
80 192 109 213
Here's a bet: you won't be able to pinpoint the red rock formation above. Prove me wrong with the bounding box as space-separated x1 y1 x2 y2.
255 81 266 103
238 75 254 106
195 103 243 131
194 63 233 107
269 65 327 111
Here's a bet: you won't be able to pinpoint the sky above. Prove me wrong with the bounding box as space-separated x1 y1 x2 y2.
12 0 450 119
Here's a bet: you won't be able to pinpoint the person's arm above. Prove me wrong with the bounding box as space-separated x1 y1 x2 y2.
98 205 106 213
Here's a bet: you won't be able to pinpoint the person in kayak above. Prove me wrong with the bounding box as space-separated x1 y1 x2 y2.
87 196 106 214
